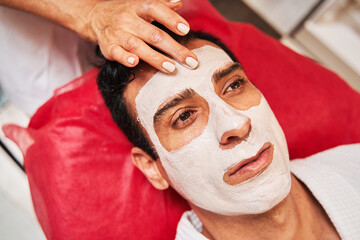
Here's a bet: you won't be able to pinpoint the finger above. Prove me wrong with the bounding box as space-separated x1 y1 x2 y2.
160 0 183 12
128 19 198 69
137 0 190 36
120 32 177 73
101 43 139 67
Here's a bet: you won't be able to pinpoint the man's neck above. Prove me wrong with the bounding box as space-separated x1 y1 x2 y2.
190 175 340 240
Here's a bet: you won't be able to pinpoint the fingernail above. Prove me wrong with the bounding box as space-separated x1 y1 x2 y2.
162 61 176 72
170 0 180 2
185 57 198 69
177 23 190 34
128 57 135 65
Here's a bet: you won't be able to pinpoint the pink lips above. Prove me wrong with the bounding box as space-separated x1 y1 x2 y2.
223 142 274 186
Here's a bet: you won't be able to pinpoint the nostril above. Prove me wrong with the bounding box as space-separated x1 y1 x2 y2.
221 137 243 150
219 122 251 150
226 136 240 143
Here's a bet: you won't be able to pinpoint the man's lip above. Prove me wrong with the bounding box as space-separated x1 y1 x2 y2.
223 142 274 186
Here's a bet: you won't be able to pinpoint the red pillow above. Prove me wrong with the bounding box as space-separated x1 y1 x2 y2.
4 0 360 239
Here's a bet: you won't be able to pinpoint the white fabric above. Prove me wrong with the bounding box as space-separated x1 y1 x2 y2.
0 6 94 115
176 144 360 240
176 210 207 240
290 144 360 240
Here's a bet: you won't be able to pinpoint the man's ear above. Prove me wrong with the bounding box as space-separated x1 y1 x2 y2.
131 147 169 190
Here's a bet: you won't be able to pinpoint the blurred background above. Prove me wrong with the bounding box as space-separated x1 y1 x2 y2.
1 0 359 239
212 0 360 92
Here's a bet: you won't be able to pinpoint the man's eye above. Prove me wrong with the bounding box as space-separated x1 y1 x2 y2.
223 78 245 94
230 81 240 90
172 109 196 129
179 111 191 121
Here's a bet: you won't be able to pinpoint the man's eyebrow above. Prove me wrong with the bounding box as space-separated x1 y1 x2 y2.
153 88 195 125
212 62 243 84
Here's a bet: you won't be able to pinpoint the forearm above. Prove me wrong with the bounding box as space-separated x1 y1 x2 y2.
0 0 101 41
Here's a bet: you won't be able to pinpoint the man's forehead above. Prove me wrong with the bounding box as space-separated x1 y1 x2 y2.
126 41 219 100
124 39 225 111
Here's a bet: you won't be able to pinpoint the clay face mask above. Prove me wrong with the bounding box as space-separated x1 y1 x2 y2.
135 45 291 215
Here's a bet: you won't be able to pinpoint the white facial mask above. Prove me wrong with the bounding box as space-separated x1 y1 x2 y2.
135 45 291 215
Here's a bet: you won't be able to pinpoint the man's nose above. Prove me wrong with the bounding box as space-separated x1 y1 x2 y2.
219 119 251 150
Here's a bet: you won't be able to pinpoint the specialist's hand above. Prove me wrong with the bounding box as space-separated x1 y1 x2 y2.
85 0 198 73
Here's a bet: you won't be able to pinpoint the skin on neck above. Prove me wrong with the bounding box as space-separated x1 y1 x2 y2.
191 174 340 240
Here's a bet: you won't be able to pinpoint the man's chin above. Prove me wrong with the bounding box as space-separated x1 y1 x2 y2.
249 175 292 215
226 174 292 216
250 194 290 216
193 188 291 218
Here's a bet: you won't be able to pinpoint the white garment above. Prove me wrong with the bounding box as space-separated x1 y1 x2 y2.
0 6 95 115
176 144 360 240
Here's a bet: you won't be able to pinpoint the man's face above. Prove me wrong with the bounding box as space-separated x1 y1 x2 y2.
127 40 291 216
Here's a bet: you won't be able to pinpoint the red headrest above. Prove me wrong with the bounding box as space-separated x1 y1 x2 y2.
4 0 360 239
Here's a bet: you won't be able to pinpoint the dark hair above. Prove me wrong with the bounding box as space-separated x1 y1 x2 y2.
97 22 238 160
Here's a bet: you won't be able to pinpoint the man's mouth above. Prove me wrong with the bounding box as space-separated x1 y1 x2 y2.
223 142 274 186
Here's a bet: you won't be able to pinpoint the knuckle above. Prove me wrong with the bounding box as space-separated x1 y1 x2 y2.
149 29 164 44
99 42 112 59
175 47 187 59
108 44 118 59
143 0 157 9
124 36 139 52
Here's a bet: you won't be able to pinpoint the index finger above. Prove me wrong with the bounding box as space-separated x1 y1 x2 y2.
159 0 183 12
130 19 199 69
137 1 191 37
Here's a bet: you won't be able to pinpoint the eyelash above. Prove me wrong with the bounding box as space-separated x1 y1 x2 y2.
172 109 196 129
223 78 246 95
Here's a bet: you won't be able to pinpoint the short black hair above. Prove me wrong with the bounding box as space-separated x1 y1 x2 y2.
97 22 238 160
